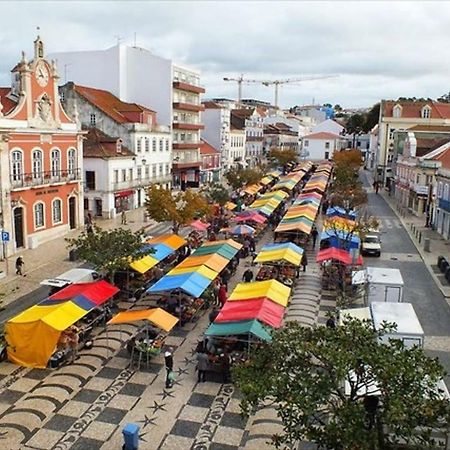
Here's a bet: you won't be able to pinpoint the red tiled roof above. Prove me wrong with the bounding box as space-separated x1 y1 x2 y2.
434 146 450 170
200 139 219 155
83 128 135 158
0 87 17 115
383 101 450 119
232 108 255 118
303 131 341 140
256 107 267 117
74 85 154 124
415 137 450 157
408 124 450 133
202 101 221 109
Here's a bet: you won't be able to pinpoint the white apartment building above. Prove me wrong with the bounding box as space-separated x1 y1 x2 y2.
300 132 343 160
229 128 246 167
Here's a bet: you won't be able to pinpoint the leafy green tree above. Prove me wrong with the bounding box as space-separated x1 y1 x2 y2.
268 148 298 168
203 183 230 206
66 226 152 282
364 102 381 133
234 320 450 450
224 167 263 191
145 186 211 234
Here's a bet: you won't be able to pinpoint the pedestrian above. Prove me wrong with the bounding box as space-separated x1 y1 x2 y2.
196 350 209 383
164 347 174 388
121 210 127 225
326 317 336 329
15 256 24 276
321 199 329 215
221 267 231 289
311 226 319 248
375 182 379 194
301 252 308 272
209 307 219 323
242 268 254 283
219 352 231 383
218 284 228 307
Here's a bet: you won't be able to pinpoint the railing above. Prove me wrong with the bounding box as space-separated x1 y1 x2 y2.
438 198 450 212
11 169 81 189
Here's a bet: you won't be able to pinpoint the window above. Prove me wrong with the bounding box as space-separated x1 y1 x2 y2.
68 148 76 175
121 169 126 182
34 202 45 228
137 166 142 179
32 149 43 179
416 174 420 184
11 150 23 182
393 104 402 118
438 182 443 197
51 148 61 177
165 140 169 152
137 138 142 152
325 142 330 149
324 151 330 160
85 171 96 190
166 163 170 174
152 165 157 178
159 164 163 175
145 166 150 178
159 139 163 152
304 140 309 147
52 199 62 224
114 170 119 183
421 106 431 119
145 138 149 152
129 168 133 180
152 138 157 152
90 113 96 126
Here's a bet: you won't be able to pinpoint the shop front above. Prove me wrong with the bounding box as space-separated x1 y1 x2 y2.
114 190 135 214
173 163 200 190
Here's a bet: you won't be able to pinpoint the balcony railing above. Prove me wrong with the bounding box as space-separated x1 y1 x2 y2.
439 198 450 212
11 169 81 189
173 80 205 94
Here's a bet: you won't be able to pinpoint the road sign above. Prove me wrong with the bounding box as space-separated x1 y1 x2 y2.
1 231 10 242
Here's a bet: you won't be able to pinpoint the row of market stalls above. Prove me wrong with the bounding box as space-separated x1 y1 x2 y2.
148 239 242 325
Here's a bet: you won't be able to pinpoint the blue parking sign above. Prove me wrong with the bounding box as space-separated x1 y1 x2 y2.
1 231 9 242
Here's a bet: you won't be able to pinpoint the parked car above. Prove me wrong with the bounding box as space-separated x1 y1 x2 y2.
361 233 381 257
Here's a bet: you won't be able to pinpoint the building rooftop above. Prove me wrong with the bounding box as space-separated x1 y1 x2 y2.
83 127 135 158
383 100 450 119
200 139 219 155
302 131 341 140
0 87 18 115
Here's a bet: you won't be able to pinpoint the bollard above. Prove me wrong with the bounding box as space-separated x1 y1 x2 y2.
123 423 139 450
143 212 148 223
424 238 431 252
418 231 422 243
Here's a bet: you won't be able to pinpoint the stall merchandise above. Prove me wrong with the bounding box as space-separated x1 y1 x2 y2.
6 280 119 368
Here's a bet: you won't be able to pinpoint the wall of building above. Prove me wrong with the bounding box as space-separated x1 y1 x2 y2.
302 138 335 160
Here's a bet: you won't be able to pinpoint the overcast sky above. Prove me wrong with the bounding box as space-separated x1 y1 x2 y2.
1 1 449 108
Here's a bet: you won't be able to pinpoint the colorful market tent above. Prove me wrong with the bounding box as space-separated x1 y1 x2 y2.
146 234 187 250
254 242 304 266
226 224 255 235
224 201 237 211
228 279 290 307
108 308 178 332
6 280 119 368
320 230 360 250
191 241 241 260
205 319 272 342
202 239 242 250
259 176 273 186
243 184 261 196
215 298 284 328
326 206 357 220
176 253 230 272
316 247 363 266
148 272 211 297
168 265 218 280
190 219 210 231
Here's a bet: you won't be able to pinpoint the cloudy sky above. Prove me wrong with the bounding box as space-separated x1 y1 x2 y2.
1 1 449 108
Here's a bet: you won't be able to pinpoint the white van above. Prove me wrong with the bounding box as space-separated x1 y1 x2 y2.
361 229 381 257
41 268 100 294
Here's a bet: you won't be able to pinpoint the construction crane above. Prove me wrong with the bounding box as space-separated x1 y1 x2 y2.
223 74 338 108
223 75 265 104
262 76 338 108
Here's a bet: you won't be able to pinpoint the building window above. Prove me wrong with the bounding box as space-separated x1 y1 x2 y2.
90 113 96 126
145 138 149 152
165 140 169 152
137 138 142 152
159 139 163 152
52 198 62 224
421 106 431 119
32 149 43 179
121 169 126 182
304 140 309 147
68 148 76 175
393 104 402 118
166 163 170 174
137 166 142 179
34 202 45 229
438 182 443 198
416 174 420 184
145 166 150 178
11 150 23 182
324 151 330 160
113 170 119 183
51 148 61 177
152 165 157 178
159 164 163 175
152 138 157 152
325 142 330 149
86 171 96 190
129 168 133 180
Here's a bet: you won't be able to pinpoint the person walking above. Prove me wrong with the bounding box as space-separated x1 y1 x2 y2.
196 350 209 383
164 347 174 388
375 182 380 194
301 252 308 272
121 210 127 225
242 268 254 283
15 256 24 276
218 284 228 308
311 226 319 248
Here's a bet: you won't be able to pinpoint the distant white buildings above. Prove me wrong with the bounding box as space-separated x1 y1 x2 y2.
300 132 344 160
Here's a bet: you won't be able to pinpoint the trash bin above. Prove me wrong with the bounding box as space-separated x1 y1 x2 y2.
441 259 449 274
68 249 77 262
424 238 431 253
122 423 139 450
438 255 445 268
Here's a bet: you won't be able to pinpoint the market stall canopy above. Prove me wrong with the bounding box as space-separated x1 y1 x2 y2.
225 224 255 236
316 247 363 266
224 201 237 211
228 279 291 307
216 298 285 328
169 264 218 281
296 191 323 201
108 308 178 332
259 176 273 186
268 169 282 178
275 218 314 235
205 319 272 342
243 184 261 195
49 280 119 305
254 242 304 267
326 206 357 220
177 253 230 273
147 271 211 297
320 230 360 250
190 219 210 231
192 241 241 260
130 254 159 274
202 239 242 250
323 216 357 232
233 211 267 224
146 234 187 251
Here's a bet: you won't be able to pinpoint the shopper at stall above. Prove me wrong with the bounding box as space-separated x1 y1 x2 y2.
242 268 254 283
218 284 228 307
15 256 25 276
311 226 319 248
301 252 308 272
196 350 209 383
220 352 231 383
164 347 174 388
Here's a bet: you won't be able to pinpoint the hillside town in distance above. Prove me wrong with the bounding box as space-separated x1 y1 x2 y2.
0 30 450 450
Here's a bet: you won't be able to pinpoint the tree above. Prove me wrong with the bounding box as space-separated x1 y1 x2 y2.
203 183 230 206
363 102 380 133
234 320 450 450
66 226 151 282
268 148 298 168
224 167 263 191
145 186 212 234
437 92 450 103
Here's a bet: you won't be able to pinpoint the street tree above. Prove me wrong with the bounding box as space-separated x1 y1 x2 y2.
224 167 263 191
145 186 212 234
364 102 380 133
234 319 450 450
203 183 230 206
66 226 151 282
268 148 298 168
345 113 366 148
